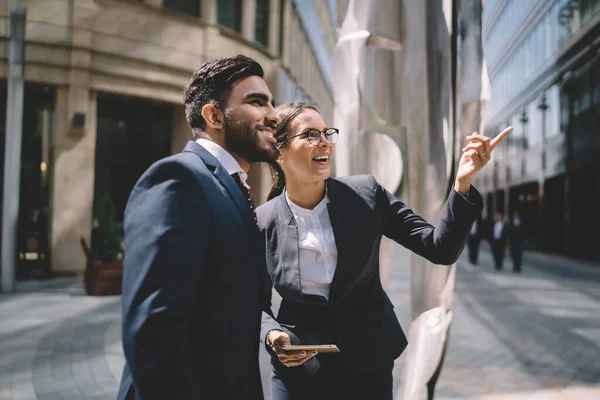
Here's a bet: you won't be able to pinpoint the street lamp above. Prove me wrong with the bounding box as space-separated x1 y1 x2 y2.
519 110 529 150
538 94 548 170
536 93 549 251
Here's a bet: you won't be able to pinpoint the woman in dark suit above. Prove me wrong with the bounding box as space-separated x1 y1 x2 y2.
258 102 511 399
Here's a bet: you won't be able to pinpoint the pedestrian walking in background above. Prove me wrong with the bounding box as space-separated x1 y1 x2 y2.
467 216 482 265
508 210 525 273
491 212 507 270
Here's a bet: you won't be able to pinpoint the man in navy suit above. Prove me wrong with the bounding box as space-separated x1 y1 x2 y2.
117 55 281 400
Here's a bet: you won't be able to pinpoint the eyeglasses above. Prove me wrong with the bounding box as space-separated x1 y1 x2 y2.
286 128 339 146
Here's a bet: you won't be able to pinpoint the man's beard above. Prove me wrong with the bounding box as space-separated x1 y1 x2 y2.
223 112 279 164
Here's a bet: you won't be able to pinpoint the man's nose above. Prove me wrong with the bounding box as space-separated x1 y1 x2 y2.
266 103 280 127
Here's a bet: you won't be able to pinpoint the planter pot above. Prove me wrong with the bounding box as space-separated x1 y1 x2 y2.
84 259 123 296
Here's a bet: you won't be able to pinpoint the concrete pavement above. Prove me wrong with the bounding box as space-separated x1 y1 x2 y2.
432 244 600 399
0 243 599 399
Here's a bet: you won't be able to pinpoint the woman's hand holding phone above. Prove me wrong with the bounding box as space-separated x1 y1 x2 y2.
268 330 317 368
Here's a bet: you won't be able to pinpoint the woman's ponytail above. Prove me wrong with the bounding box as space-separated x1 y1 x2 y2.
267 162 286 201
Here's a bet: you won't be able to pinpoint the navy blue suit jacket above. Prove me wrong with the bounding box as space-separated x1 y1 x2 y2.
117 141 268 400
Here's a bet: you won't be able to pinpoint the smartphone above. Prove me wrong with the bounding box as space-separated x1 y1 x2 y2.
281 344 340 353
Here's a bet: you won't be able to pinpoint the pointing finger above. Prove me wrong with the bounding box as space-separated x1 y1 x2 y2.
490 126 513 150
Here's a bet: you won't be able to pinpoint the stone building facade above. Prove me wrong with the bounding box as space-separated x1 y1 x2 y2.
0 0 337 275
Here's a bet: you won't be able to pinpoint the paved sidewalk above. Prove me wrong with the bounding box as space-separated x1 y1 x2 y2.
0 244 599 399
0 281 122 400
431 244 600 399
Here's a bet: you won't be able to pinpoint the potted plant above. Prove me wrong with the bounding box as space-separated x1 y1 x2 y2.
81 195 124 296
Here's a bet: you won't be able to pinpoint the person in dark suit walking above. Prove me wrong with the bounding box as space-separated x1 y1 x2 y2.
491 212 508 270
117 55 281 400
257 102 512 399
467 216 483 265
508 210 525 273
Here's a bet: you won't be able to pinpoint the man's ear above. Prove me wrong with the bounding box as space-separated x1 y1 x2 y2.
201 104 225 130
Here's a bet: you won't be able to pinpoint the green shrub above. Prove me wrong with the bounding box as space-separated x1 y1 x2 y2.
92 195 123 263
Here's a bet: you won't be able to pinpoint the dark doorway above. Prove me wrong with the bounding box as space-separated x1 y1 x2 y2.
482 192 494 240
543 175 566 254
509 181 540 249
493 189 505 215
94 93 173 225
0 81 55 279
567 166 600 262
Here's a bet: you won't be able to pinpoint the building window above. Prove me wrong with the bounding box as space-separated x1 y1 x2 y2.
528 102 541 146
482 0 498 24
487 2 572 114
508 115 520 159
164 0 201 17
255 0 269 46
545 85 561 138
218 0 242 32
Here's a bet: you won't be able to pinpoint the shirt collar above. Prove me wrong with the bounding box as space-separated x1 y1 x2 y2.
285 185 329 217
196 138 249 188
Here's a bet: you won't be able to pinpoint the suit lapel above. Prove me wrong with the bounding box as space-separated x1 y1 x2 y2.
276 194 304 299
182 141 257 234
326 179 351 301
275 180 353 302
183 141 269 299
213 163 258 233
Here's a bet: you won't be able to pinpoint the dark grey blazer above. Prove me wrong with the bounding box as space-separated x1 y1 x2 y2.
258 174 482 375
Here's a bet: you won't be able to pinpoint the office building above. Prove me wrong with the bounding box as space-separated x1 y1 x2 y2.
478 0 600 260
0 0 338 276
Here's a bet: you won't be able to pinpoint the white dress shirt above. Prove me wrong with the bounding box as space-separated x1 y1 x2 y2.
470 219 478 235
493 221 504 240
196 138 249 189
285 190 338 300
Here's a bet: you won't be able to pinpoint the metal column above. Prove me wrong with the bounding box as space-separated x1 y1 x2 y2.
2 4 26 293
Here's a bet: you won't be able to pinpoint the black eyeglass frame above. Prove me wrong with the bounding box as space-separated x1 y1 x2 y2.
285 128 339 146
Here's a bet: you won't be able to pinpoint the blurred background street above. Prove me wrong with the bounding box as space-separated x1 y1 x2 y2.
1 244 599 399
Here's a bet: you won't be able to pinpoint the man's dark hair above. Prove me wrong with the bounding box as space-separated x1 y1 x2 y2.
183 54 264 135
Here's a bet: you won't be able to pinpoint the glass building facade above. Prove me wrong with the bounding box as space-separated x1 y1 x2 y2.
480 0 600 261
